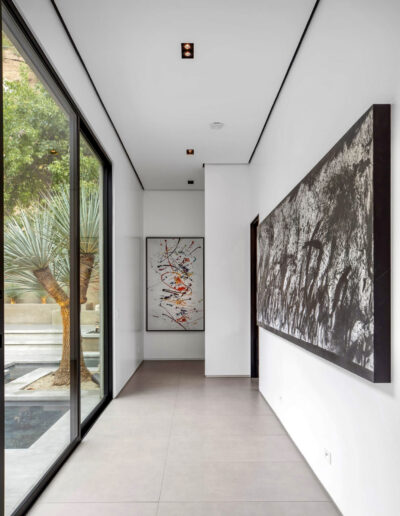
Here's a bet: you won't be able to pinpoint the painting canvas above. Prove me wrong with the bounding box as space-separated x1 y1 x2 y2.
257 105 390 382
146 237 204 331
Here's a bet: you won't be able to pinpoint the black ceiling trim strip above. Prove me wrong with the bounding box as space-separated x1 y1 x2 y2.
248 0 321 163
51 0 145 190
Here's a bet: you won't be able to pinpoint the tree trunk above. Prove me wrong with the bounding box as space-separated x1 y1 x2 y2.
53 304 71 385
33 265 93 385
78 253 96 383
80 253 95 304
34 266 69 306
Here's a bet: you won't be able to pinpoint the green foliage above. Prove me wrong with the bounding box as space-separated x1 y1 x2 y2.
5 282 22 302
3 33 102 300
3 34 100 215
46 185 100 254
4 186 100 296
4 64 67 214
4 209 57 272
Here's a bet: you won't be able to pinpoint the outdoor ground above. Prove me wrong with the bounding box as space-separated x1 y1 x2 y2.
4 323 101 516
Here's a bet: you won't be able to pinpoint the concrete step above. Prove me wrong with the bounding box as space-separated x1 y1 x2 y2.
5 332 63 345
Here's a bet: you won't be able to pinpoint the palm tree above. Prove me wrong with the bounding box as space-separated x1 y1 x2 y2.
4 186 99 386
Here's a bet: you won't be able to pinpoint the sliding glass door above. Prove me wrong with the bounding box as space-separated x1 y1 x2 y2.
3 14 74 515
0 2 112 515
79 135 107 423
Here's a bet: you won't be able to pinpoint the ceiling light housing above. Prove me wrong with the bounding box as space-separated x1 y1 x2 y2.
210 121 224 130
186 149 194 155
188 180 194 185
181 43 194 59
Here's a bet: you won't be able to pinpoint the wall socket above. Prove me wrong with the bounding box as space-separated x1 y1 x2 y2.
324 448 332 465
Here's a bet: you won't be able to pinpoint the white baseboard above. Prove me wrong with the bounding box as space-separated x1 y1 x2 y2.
205 374 250 377
144 357 205 361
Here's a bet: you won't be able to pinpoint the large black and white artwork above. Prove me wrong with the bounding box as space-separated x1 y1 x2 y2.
257 105 390 382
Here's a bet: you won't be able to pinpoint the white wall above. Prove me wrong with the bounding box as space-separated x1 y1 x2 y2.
204 165 255 376
143 191 205 359
205 0 400 514
16 0 144 396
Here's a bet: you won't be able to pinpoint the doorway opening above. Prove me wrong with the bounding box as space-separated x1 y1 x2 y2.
250 215 259 378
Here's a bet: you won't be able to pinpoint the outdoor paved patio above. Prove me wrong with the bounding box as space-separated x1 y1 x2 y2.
4 323 102 516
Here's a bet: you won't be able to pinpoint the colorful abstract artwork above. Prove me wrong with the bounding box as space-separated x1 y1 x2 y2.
146 237 204 331
257 105 390 382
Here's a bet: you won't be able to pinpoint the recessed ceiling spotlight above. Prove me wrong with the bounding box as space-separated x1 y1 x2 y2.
210 121 224 130
181 43 194 59
186 149 194 155
188 180 194 185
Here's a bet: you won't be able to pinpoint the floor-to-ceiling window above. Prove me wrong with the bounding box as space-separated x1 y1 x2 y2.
79 135 107 423
0 3 112 515
3 16 73 516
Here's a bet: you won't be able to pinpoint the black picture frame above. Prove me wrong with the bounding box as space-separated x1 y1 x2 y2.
257 105 390 383
146 237 205 332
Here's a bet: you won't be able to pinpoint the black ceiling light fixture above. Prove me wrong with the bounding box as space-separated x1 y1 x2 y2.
186 149 194 155
181 42 194 59
188 180 194 185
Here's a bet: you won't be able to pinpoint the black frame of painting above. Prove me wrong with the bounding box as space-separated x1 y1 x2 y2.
250 216 259 378
257 105 391 383
146 237 205 332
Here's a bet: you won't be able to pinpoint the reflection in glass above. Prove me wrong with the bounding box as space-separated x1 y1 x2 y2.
79 136 105 422
3 27 72 515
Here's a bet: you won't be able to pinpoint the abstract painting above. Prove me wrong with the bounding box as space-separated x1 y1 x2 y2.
257 105 390 382
146 237 204 331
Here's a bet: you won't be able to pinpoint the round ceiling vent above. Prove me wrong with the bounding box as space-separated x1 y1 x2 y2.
210 122 224 130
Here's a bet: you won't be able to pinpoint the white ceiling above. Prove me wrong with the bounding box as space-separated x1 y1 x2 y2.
55 0 315 190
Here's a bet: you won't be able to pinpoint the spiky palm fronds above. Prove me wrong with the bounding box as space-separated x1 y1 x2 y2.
4 209 57 274
80 186 100 255
51 251 70 291
4 186 100 299
5 270 43 294
46 185 99 254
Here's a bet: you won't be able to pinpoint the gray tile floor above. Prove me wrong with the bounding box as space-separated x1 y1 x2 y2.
28 361 341 516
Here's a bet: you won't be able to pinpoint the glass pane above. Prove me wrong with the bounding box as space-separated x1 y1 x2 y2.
3 23 72 515
79 135 105 422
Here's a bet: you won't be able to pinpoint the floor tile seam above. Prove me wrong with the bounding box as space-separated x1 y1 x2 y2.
163 459 305 464
161 459 311 464
156 372 181 506
170 433 288 438
156 500 335 504
158 497 331 503
165 433 290 438
41 498 162 504
256 390 338 509
171 414 277 418
155 365 189 515
155 371 183 516
33 500 158 505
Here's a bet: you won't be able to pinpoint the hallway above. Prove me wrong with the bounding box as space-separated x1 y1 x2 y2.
28 361 339 515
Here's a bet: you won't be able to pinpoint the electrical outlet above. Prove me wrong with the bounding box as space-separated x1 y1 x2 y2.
324 448 332 465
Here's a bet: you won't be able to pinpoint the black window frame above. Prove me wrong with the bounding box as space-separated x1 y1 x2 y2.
0 1 113 514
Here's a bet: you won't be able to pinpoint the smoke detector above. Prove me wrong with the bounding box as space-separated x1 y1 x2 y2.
210 122 224 130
